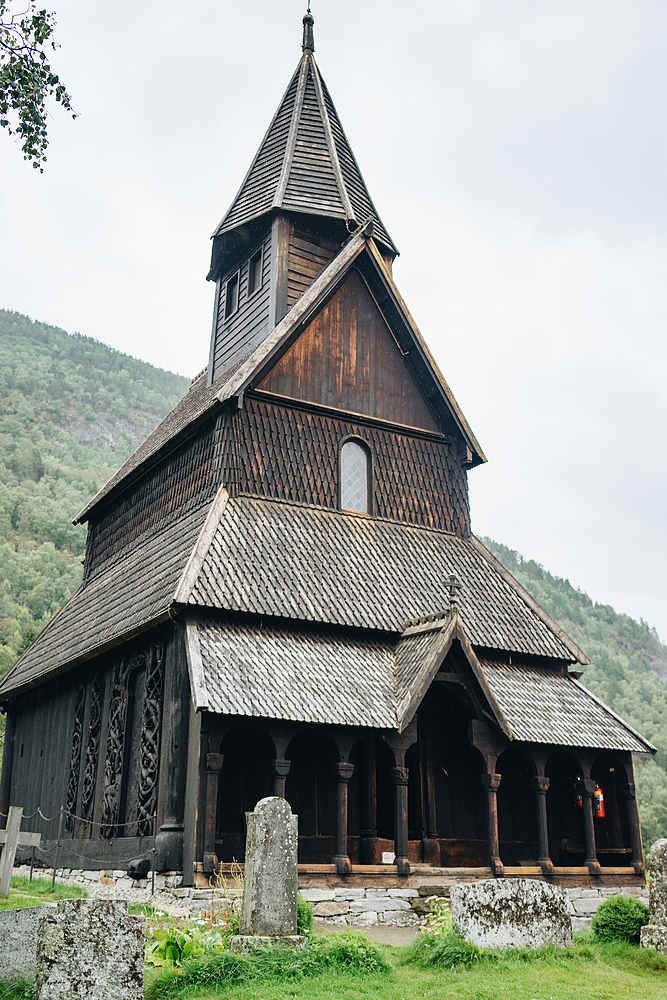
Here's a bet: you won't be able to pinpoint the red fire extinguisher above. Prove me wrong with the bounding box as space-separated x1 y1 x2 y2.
593 786 605 819
574 780 583 808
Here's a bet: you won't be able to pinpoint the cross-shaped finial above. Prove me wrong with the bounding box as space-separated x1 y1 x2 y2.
447 573 463 614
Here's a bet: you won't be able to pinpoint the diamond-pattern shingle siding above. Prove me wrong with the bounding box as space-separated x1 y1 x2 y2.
190 496 577 660
479 658 652 753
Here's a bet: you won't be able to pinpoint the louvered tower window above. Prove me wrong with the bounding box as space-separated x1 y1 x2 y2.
340 440 370 514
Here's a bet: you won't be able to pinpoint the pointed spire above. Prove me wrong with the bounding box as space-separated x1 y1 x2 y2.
212 10 397 257
302 10 315 53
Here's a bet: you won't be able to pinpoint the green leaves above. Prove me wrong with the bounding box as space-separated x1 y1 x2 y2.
0 0 76 168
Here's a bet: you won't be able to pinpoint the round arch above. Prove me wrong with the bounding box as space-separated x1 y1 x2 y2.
216 723 275 862
496 746 537 865
285 729 339 862
545 751 585 866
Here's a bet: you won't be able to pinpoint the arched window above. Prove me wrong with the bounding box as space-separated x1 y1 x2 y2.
340 439 370 513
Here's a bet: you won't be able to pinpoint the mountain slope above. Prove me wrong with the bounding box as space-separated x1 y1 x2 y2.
0 309 190 672
482 538 667 851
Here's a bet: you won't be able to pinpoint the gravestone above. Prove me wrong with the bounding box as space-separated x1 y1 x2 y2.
230 796 305 951
451 878 573 949
0 906 55 980
35 898 145 1000
640 839 667 954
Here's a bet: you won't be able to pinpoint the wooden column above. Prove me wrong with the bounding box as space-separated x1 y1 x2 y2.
270 759 291 798
332 762 355 875
481 773 503 876
530 775 553 874
619 782 645 875
581 779 602 875
392 765 410 875
359 737 377 864
203 752 224 873
421 714 439 866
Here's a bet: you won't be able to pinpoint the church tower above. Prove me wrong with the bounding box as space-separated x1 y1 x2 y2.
0 11 651 890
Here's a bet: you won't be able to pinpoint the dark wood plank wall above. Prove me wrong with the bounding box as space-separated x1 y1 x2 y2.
259 268 440 432
211 230 273 383
235 396 470 536
286 226 338 310
84 418 219 576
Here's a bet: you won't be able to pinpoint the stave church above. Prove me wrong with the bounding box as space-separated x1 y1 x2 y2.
0 11 654 890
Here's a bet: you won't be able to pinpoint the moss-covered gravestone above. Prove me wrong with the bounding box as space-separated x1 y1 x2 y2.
230 796 305 951
451 878 573 949
641 839 667 954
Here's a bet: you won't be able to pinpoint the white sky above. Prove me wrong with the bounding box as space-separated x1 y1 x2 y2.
1 0 666 640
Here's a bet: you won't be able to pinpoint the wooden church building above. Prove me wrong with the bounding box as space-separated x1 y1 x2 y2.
0 12 654 888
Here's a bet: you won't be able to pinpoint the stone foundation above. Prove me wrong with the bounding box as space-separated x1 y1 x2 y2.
11 864 648 932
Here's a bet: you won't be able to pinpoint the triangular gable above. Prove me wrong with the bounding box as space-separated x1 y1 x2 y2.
216 227 487 465
258 268 440 432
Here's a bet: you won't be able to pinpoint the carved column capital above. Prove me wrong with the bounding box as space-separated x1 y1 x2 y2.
391 767 409 787
530 776 550 795
333 762 355 782
269 759 291 779
206 753 224 773
481 773 502 792
582 779 596 798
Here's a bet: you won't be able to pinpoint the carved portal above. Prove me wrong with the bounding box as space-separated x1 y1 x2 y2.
65 685 86 833
137 645 164 836
80 672 104 825
101 644 164 838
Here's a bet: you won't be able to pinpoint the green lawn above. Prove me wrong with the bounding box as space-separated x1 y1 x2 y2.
141 935 667 1000
0 874 87 911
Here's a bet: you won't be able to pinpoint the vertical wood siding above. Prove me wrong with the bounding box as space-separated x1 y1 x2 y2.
211 232 273 383
259 268 440 433
287 226 338 309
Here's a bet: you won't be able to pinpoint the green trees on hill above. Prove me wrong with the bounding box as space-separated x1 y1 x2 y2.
0 308 189 670
483 538 667 850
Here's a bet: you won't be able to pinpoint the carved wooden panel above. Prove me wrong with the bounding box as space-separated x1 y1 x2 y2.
259 268 440 432
80 672 104 825
65 685 85 833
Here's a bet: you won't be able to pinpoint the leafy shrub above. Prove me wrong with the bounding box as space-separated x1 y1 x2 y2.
0 978 34 1000
592 894 649 943
297 894 314 936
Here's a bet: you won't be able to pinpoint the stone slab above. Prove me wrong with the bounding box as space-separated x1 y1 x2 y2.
0 905 55 980
230 935 306 952
641 925 667 955
314 901 349 916
35 898 145 1000
451 878 573 950
648 839 667 925
350 897 412 913
299 889 336 902
240 797 298 937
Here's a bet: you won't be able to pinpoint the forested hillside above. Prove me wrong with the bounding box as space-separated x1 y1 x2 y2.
0 307 665 851
483 539 667 851
0 309 189 673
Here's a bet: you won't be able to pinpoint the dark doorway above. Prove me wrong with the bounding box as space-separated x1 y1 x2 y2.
497 747 537 865
546 752 585 866
591 754 631 865
216 724 274 862
285 730 338 863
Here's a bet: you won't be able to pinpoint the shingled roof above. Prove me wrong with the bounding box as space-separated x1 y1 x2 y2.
182 615 654 752
212 12 396 255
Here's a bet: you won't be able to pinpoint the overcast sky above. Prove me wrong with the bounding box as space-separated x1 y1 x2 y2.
1 0 666 641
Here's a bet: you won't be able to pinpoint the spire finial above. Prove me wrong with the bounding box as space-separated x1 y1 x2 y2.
302 8 315 53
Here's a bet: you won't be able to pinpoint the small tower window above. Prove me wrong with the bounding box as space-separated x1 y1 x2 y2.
340 440 370 514
248 249 263 297
224 271 240 318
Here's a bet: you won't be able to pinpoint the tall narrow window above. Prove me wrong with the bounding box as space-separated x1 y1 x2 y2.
340 440 369 514
248 249 263 297
224 271 239 318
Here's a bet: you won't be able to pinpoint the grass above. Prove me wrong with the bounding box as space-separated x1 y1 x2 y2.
140 931 667 1000
1 928 666 1000
0 875 87 911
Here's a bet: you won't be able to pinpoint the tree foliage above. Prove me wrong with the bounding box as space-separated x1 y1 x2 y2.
0 0 75 168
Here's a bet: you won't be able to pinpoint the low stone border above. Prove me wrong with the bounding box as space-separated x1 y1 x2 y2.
10 866 648 931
